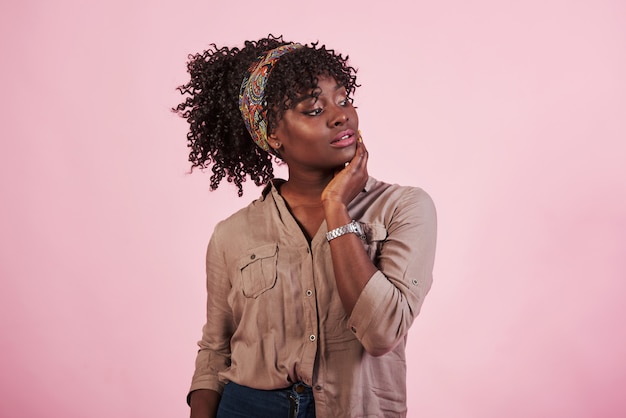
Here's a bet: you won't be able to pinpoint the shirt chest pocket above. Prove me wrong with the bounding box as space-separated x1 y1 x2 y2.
238 244 278 298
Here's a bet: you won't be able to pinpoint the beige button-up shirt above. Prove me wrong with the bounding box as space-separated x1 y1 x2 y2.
189 176 437 417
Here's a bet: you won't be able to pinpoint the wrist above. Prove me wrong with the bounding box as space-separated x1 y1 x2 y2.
323 201 351 231
322 197 347 212
326 220 365 242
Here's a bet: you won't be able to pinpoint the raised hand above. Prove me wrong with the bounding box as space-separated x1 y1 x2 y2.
322 134 369 208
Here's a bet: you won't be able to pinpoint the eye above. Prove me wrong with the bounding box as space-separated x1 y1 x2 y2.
304 108 323 116
339 95 353 107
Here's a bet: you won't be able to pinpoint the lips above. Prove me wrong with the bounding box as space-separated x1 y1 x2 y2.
330 129 356 147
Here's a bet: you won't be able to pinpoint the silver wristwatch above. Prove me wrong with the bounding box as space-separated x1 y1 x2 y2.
325 220 365 242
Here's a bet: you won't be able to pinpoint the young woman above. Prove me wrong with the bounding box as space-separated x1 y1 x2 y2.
174 35 437 418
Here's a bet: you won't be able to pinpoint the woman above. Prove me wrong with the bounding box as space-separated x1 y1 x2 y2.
174 35 437 418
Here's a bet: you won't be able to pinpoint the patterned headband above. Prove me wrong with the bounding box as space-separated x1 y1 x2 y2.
239 43 304 153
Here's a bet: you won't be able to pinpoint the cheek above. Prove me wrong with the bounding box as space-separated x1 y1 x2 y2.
350 107 359 125
288 118 319 140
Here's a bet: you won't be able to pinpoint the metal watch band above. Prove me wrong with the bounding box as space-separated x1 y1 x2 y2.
325 220 364 242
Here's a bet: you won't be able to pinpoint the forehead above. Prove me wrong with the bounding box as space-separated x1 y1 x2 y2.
296 76 343 97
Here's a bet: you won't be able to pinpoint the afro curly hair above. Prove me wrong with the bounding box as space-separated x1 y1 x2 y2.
173 34 358 196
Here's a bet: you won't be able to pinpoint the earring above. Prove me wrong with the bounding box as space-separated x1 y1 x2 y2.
274 142 281 148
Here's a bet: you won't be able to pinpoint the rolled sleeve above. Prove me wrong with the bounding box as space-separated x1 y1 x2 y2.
348 187 437 356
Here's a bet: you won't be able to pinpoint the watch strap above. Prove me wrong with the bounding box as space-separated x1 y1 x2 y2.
325 220 364 242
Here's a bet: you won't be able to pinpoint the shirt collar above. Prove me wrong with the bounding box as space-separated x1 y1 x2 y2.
259 176 373 201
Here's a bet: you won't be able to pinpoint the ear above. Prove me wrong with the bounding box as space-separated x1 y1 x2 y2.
267 132 282 151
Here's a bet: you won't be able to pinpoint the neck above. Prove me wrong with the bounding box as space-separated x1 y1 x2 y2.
280 169 335 203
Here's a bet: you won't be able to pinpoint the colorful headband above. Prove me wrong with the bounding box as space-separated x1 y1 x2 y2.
239 43 304 153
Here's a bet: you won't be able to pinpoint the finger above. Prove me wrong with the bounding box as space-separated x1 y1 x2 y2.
359 140 368 160
355 141 369 179
352 140 368 169
352 139 366 161
347 147 363 173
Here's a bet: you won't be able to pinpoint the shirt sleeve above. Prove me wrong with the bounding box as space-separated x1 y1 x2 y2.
348 187 437 356
187 223 234 404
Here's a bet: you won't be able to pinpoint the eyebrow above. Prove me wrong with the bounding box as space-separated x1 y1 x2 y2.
292 84 345 106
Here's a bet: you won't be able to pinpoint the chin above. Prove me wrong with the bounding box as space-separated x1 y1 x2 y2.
344 146 358 163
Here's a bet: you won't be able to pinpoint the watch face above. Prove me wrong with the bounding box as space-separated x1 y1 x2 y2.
353 221 364 237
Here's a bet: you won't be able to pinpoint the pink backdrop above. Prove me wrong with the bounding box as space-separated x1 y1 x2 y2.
1 1 625 417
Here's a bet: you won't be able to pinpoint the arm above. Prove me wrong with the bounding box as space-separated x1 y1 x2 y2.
190 389 221 418
323 140 437 356
322 139 375 315
188 227 234 415
348 188 436 356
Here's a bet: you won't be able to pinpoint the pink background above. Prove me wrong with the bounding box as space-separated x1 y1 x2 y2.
1 1 625 417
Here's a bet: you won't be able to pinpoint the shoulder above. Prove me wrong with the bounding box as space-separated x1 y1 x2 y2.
357 178 436 249
213 195 268 235
360 176 436 215
210 181 279 248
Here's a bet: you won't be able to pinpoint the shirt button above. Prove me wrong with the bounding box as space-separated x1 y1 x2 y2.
305 289 313 297
309 334 316 342
411 279 419 286
250 254 256 260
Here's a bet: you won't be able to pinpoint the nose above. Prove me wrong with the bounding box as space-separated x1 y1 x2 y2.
328 105 349 127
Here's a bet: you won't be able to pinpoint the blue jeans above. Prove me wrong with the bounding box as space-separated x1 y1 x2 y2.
216 381 316 418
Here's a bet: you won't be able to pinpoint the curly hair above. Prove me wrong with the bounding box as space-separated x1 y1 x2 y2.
173 35 358 196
